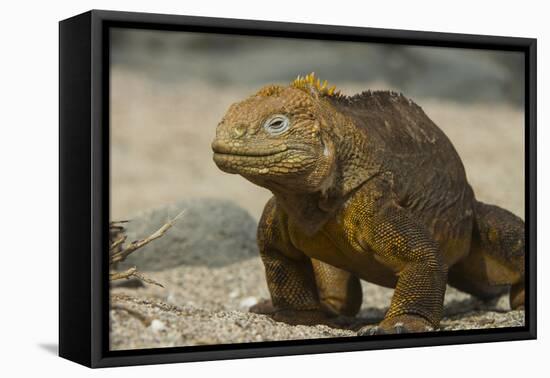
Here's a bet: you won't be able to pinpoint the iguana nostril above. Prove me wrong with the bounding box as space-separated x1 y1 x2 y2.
232 124 247 138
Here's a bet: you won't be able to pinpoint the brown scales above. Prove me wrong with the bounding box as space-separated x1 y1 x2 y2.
212 73 525 334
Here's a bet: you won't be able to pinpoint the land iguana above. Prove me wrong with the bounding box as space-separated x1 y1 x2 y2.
211 73 525 334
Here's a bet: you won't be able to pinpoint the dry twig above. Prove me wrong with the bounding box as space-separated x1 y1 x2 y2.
110 210 185 265
108 210 184 288
110 266 164 288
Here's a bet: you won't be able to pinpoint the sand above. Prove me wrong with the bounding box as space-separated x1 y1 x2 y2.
110 258 524 350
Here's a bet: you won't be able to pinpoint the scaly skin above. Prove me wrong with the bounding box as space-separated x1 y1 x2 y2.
212 73 525 334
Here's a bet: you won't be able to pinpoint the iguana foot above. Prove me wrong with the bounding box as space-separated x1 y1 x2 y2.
249 299 332 325
357 315 435 336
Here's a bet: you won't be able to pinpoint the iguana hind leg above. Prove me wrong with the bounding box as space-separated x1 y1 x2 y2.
252 249 332 325
448 201 525 309
251 259 362 322
311 259 363 317
250 198 330 325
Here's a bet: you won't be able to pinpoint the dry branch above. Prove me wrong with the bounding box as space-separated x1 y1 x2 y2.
109 210 184 288
110 210 185 265
110 266 164 288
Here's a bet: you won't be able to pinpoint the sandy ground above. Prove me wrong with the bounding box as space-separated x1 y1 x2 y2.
110 257 523 350
109 69 525 351
108 198 525 351
110 68 524 221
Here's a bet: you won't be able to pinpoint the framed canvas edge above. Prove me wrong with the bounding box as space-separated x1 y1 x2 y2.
59 10 93 367
58 9 537 369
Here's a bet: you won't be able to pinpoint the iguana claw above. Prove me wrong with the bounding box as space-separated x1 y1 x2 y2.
357 315 435 335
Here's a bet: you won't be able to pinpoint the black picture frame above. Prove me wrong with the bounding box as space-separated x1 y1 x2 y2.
59 9 537 368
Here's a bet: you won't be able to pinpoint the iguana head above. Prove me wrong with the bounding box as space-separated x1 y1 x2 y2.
212 73 345 194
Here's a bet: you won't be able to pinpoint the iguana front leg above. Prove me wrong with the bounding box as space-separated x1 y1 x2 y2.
357 198 448 335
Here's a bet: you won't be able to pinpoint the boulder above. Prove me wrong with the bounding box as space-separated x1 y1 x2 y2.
117 198 258 270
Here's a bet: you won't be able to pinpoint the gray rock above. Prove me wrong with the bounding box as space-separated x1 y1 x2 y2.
117 198 259 270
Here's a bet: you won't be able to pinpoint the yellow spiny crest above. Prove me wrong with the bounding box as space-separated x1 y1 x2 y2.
291 72 341 97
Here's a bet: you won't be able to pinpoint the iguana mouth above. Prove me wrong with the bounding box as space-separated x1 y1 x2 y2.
213 150 293 176
213 150 287 158
212 150 290 167
211 140 289 157
212 139 318 177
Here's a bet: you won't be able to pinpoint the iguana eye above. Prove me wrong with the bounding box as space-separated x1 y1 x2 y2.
263 115 290 135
